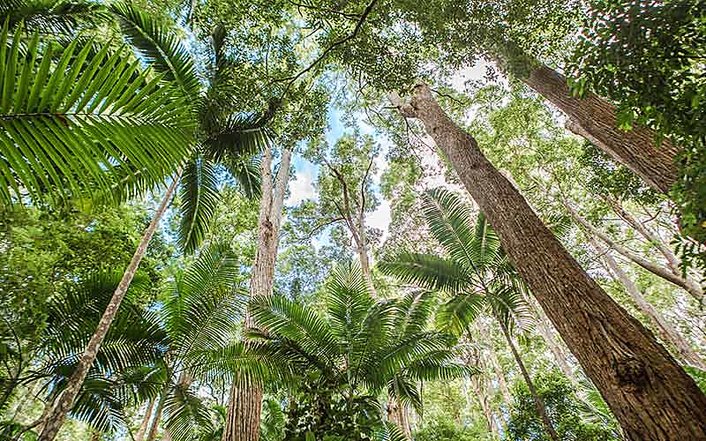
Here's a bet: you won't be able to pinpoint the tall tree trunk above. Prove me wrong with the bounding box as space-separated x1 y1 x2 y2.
498 321 559 441
565 202 704 301
38 174 181 441
475 322 512 405
135 398 156 441
222 146 292 441
390 84 706 440
589 238 706 370
519 63 678 195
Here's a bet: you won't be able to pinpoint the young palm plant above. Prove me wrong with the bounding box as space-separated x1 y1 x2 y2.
35 6 270 439
248 264 473 441
379 188 561 441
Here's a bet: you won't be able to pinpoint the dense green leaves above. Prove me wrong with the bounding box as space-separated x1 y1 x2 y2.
0 23 195 207
249 264 471 438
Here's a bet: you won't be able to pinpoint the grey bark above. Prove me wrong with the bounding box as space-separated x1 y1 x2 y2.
390 84 706 440
589 237 706 370
38 174 181 441
222 146 292 441
564 202 704 302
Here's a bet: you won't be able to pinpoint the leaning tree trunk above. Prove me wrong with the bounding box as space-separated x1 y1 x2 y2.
498 321 559 441
589 238 706 370
520 63 679 195
38 173 181 441
135 398 156 441
565 202 704 301
390 84 706 440
222 146 292 441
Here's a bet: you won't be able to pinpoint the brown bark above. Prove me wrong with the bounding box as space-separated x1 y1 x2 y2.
499 321 559 441
565 202 704 301
390 84 706 440
222 146 292 441
38 173 181 441
589 238 706 370
522 64 678 195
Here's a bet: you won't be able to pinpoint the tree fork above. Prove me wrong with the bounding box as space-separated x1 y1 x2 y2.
390 84 706 440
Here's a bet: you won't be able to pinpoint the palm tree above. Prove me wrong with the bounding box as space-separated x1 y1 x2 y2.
0 271 166 440
247 264 474 440
137 244 256 441
34 6 271 439
379 188 560 441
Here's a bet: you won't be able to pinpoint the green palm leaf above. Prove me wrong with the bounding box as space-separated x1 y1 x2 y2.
4 0 107 34
422 188 480 267
0 24 194 207
110 1 201 99
436 292 486 336
178 155 220 254
378 252 471 294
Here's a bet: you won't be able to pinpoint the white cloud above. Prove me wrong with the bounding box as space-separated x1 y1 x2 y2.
286 170 317 206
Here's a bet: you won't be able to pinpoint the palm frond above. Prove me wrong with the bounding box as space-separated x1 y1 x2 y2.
250 295 340 371
110 2 201 99
0 24 194 207
422 188 480 268
201 114 270 162
178 155 220 254
392 290 437 340
378 252 471 294
436 292 486 336
164 384 215 441
4 0 107 34
325 263 375 344
222 154 262 199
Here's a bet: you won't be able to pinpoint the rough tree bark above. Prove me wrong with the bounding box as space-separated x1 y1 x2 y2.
589 238 706 370
37 174 181 441
221 146 292 441
520 64 679 195
498 321 559 441
390 84 706 440
565 202 704 301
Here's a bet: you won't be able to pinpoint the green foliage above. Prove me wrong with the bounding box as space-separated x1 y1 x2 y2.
571 0 706 272
380 188 529 334
414 418 486 441
1 271 166 434
0 21 195 207
505 370 619 441
249 264 472 439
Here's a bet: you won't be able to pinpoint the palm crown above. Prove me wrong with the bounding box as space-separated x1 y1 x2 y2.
380 187 530 335
247 264 473 440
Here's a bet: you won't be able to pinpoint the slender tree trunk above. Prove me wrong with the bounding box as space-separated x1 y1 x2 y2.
222 147 292 441
38 174 181 441
498 321 559 441
565 202 704 301
390 84 706 440
145 385 169 441
135 398 156 441
519 63 678 194
468 374 500 439
589 238 706 370
601 195 681 272
475 322 512 405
